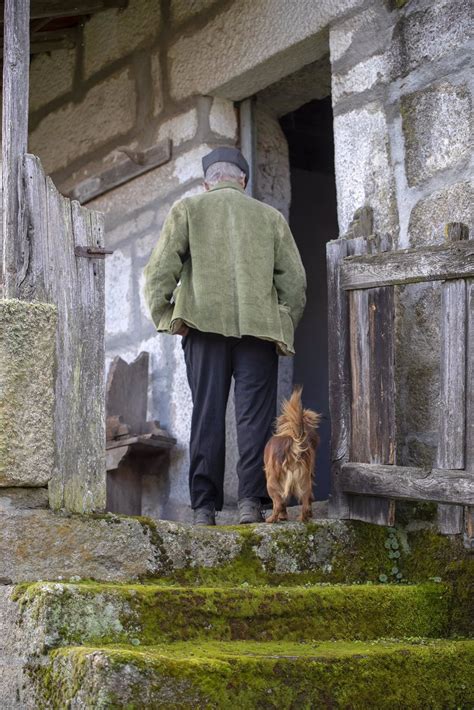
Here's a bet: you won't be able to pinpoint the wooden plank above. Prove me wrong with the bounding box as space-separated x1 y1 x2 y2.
106 353 149 436
465 278 474 542
0 0 128 20
2 0 30 298
341 240 474 290
347 235 395 525
437 279 466 469
326 238 350 518
341 463 474 505
436 226 469 533
22 154 106 513
68 139 171 204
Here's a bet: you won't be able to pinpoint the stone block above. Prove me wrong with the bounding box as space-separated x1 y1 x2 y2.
0 300 56 487
401 84 471 187
209 98 238 140
29 49 76 112
333 103 398 236
29 70 137 174
408 182 472 247
0 488 49 510
332 52 393 103
105 246 132 337
168 0 362 100
157 109 198 147
397 0 471 77
83 0 160 77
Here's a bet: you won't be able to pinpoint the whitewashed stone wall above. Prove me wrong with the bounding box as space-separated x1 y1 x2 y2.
25 0 472 513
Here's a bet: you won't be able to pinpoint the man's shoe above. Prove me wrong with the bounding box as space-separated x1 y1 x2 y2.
193 506 216 526
238 497 264 524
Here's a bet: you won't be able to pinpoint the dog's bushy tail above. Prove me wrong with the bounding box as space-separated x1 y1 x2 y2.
275 386 321 441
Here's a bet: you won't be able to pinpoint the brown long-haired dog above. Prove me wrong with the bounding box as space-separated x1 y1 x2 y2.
264 387 321 523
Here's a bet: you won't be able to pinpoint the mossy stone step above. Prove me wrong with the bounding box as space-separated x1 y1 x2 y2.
17 581 454 648
31 639 474 709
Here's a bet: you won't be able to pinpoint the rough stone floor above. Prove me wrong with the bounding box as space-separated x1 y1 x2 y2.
2 510 473 708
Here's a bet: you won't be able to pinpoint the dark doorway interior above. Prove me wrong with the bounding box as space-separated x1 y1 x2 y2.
280 97 338 500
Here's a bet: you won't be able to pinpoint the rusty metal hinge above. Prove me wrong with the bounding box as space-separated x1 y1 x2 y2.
75 246 114 259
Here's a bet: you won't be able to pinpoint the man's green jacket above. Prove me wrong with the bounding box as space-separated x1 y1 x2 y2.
143 181 306 355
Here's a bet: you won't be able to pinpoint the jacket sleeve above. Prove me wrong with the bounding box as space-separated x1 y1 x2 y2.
143 200 189 329
273 216 307 328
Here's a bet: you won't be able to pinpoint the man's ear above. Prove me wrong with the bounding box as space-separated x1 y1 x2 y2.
239 176 247 188
203 181 210 191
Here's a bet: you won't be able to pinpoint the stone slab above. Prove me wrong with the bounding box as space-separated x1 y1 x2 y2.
0 488 49 510
401 84 471 187
0 300 56 488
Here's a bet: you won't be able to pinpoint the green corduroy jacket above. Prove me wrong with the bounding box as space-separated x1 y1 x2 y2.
143 181 307 355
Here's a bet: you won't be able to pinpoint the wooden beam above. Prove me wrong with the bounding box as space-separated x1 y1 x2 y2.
68 140 171 203
1 29 77 54
0 0 128 20
326 238 351 519
340 240 474 291
2 0 30 298
340 463 474 506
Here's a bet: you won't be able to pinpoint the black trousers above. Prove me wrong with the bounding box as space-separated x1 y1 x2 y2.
182 330 278 510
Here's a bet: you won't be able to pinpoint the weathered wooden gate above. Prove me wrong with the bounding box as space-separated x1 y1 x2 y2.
327 214 474 539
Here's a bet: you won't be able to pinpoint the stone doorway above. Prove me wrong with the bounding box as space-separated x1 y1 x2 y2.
280 97 338 500
253 58 336 501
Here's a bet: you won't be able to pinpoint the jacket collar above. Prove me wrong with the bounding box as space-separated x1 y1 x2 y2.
208 180 245 193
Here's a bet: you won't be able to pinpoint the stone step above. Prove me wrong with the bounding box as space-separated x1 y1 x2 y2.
31 639 474 709
16 581 456 651
3 509 473 589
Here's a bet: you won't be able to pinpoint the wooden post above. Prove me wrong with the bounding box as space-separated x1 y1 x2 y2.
466 277 474 543
347 234 395 526
437 224 468 534
2 0 30 297
326 238 351 518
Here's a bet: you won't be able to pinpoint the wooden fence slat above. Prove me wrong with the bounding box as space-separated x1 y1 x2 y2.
2 0 30 297
347 236 395 526
326 238 350 519
341 462 474 505
436 225 469 534
341 240 474 290
23 154 106 513
465 278 474 542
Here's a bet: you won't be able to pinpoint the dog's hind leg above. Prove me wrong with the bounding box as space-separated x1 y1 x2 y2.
266 481 286 524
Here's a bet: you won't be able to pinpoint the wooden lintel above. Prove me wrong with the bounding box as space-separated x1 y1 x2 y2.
69 139 172 203
106 433 177 452
340 463 474 506
341 240 474 290
0 0 128 21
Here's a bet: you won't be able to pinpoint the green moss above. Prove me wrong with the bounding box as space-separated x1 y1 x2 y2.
16 581 454 647
31 639 474 709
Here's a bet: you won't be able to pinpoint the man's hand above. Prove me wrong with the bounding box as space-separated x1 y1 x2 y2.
176 324 189 337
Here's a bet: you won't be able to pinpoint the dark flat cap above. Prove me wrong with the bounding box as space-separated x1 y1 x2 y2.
202 146 249 181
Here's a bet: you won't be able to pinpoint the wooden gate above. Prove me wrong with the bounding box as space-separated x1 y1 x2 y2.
327 214 474 538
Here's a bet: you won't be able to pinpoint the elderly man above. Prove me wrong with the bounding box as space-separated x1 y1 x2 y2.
144 147 306 525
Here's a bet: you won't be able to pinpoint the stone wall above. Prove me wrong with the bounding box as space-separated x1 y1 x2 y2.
329 0 472 467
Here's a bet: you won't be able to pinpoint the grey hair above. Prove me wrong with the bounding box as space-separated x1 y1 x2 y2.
204 161 245 187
